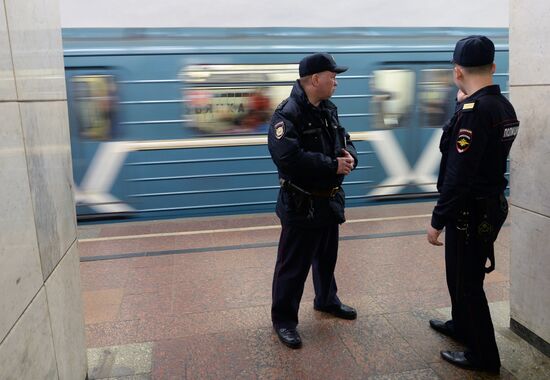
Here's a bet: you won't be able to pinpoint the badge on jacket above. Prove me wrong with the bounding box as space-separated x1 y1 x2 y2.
274 121 285 139
456 128 472 153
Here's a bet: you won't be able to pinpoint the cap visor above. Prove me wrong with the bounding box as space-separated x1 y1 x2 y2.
333 65 348 74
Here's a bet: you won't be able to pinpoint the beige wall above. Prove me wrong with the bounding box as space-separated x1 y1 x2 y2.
0 0 87 378
509 0 550 350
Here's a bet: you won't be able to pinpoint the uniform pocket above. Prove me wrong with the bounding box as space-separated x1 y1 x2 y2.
280 188 295 212
328 188 346 224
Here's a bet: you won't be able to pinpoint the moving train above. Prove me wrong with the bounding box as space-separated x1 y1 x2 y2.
61 28 509 221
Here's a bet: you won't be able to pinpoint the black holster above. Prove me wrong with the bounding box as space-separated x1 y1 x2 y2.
456 194 508 274
473 197 496 273
280 179 315 220
477 194 508 273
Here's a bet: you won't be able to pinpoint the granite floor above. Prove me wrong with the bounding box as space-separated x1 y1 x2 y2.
78 201 550 379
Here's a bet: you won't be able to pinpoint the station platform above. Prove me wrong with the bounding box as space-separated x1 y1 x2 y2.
78 201 550 379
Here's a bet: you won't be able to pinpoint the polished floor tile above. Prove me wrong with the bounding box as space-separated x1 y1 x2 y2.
79 203 548 378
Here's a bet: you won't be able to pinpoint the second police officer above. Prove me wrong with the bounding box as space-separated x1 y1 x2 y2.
427 36 520 373
268 53 359 349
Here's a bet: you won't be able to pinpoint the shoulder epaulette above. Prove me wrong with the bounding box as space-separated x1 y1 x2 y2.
276 99 289 111
461 101 476 113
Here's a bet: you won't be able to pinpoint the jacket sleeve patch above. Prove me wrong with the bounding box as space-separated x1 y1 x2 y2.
274 121 285 139
456 128 472 153
501 120 520 142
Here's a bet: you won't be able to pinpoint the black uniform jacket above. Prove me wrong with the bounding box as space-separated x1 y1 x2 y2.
268 80 358 227
431 85 519 230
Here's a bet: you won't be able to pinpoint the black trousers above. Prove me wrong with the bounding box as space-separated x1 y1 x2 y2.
445 221 500 366
271 223 341 329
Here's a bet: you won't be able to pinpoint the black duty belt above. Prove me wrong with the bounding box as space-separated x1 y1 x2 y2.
280 179 339 198
310 187 340 197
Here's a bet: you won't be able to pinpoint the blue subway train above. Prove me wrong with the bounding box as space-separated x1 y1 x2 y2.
61 28 509 221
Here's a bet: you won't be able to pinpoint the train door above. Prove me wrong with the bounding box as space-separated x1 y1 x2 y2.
65 68 121 218
369 63 454 198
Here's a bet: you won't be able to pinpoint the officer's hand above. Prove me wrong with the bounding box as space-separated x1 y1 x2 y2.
427 225 444 246
337 150 354 175
341 149 355 167
456 89 469 103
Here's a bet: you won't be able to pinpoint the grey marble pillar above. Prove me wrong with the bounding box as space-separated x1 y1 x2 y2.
509 0 550 357
0 0 87 378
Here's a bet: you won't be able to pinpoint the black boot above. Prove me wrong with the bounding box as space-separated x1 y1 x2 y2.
274 327 302 349
440 351 500 373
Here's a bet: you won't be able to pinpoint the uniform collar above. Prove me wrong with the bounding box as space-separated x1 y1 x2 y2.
465 84 501 101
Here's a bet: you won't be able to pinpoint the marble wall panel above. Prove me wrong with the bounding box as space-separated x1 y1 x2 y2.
509 86 550 216
0 289 58 380
0 102 43 343
3 0 66 100
0 2 17 100
509 1 550 86
510 205 550 343
19 101 77 280
45 241 87 380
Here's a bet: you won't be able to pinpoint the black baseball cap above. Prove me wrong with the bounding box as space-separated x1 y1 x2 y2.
452 35 495 67
299 53 348 77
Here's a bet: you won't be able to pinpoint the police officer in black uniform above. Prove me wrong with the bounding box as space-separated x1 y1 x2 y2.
427 36 519 372
268 53 359 349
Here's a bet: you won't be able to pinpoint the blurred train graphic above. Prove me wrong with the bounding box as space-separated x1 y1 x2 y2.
62 28 509 221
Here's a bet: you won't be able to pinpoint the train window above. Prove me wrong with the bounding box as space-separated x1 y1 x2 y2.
180 64 298 135
71 75 117 140
371 69 415 129
419 69 454 128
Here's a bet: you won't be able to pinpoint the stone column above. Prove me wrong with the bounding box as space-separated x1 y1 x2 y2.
509 1 550 357
0 0 87 379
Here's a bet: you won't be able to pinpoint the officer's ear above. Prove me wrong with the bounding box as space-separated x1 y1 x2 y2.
454 65 464 81
490 63 496 74
311 73 320 87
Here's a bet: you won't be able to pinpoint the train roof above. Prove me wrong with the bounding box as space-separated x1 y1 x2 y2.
62 27 508 57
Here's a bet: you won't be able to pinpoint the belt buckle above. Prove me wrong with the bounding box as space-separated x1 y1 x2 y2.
329 187 339 197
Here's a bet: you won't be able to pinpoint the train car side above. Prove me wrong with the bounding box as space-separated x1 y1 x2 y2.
62 28 509 221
